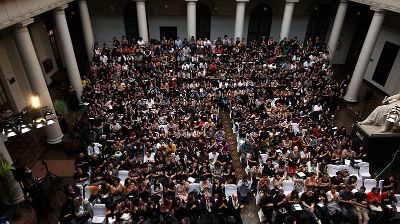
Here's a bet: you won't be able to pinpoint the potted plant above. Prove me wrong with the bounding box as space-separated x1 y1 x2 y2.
53 99 87 138
0 156 37 224
0 156 23 218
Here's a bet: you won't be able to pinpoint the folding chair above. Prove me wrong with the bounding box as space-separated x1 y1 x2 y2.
364 179 377 193
118 170 129 185
283 180 295 195
91 204 106 224
224 184 237 198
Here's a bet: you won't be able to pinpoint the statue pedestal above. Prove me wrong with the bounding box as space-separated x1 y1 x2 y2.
351 124 400 169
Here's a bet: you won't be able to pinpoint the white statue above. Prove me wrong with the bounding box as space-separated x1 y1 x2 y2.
358 93 400 132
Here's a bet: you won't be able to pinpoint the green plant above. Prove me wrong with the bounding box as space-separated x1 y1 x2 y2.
0 157 22 218
53 99 87 137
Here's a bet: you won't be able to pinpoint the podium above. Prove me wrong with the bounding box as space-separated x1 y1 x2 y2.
351 124 400 169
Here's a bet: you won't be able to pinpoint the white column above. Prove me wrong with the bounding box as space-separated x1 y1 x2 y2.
344 7 385 102
78 0 95 60
53 5 83 101
13 19 64 144
0 140 24 204
234 0 249 39
135 0 149 43
280 0 299 40
186 0 197 39
328 0 348 59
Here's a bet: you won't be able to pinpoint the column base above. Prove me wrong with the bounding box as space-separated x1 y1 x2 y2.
343 94 358 103
47 134 63 144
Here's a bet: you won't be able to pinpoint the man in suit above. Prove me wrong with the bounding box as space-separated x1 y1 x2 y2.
228 193 244 224
199 192 217 224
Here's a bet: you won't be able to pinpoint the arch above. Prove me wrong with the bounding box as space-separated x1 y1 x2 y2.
247 4 273 43
196 3 211 39
305 3 332 41
123 2 139 41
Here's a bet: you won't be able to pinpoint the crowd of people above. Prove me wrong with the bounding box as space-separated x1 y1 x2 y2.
56 34 399 224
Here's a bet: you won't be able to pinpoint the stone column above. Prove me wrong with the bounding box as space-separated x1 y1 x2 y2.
234 0 249 39
186 0 197 39
344 7 385 102
0 140 24 204
135 0 149 43
280 0 299 40
328 0 348 59
53 5 83 101
78 0 95 60
13 19 64 144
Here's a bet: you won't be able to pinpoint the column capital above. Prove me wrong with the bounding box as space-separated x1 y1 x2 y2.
236 0 249 3
14 18 34 30
286 0 300 3
370 5 385 13
339 0 348 3
185 0 198 2
54 4 68 14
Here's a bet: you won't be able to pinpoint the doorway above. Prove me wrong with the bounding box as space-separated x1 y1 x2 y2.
196 3 211 39
124 2 139 42
247 4 272 43
372 41 400 86
160 27 177 40
305 3 332 41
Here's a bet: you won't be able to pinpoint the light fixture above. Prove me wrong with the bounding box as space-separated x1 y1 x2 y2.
35 117 46 128
1 95 59 140
44 109 56 126
30 94 41 109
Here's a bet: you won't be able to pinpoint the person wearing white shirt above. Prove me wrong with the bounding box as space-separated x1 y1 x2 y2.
87 142 102 156
313 103 323 112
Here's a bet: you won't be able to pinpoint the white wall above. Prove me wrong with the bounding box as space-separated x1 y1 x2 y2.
91 15 125 44
148 16 187 40
0 36 29 112
210 16 235 41
330 13 358 64
364 27 400 95
30 22 58 84
290 16 308 41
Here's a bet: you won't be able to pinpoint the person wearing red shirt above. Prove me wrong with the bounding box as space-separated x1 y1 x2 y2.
367 187 384 223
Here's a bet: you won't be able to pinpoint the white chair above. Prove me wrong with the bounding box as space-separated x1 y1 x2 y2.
237 139 245 152
84 185 91 201
188 183 201 195
356 177 363 189
327 164 339 177
348 166 360 179
260 154 269 164
338 164 349 171
358 162 371 181
395 194 400 213
283 180 295 195
118 170 129 184
76 184 84 198
224 184 237 198
378 180 384 192
258 209 267 222
91 204 106 224
364 179 377 193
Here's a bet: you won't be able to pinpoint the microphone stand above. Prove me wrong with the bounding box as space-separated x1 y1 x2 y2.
375 147 400 180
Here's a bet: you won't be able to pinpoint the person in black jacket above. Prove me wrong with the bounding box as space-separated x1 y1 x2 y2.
227 193 243 224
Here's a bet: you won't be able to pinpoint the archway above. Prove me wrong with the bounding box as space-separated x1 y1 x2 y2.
305 3 332 41
196 3 211 39
247 4 272 43
123 2 139 42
